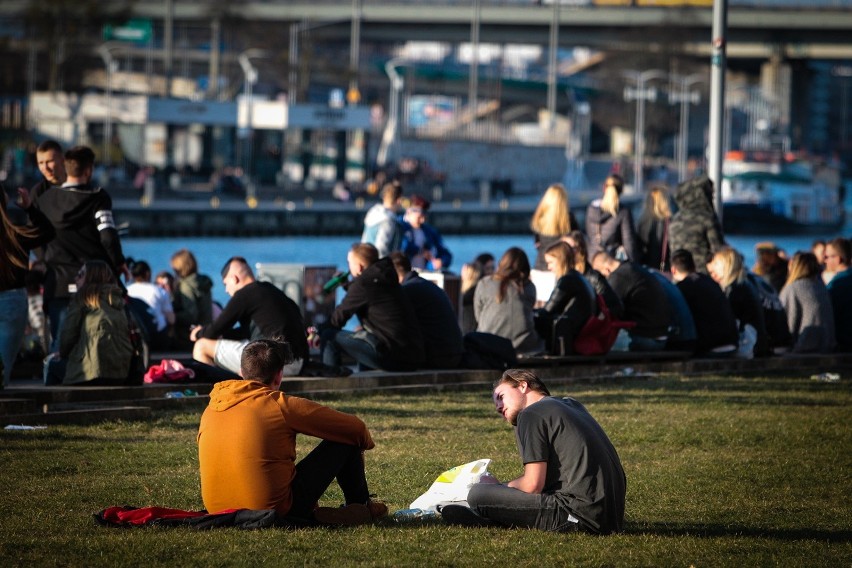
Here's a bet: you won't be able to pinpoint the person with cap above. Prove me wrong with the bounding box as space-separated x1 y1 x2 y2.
400 195 452 271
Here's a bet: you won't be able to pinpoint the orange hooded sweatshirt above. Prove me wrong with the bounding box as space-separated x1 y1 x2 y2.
197 380 374 514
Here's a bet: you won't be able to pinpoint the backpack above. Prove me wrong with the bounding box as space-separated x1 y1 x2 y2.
573 295 636 356
461 332 517 370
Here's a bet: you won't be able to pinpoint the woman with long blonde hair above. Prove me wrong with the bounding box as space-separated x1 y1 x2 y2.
1 188 54 387
530 183 578 269
474 247 543 354
46 259 132 385
707 247 770 357
636 184 673 271
529 183 579 305
779 252 835 353
585 174 639 262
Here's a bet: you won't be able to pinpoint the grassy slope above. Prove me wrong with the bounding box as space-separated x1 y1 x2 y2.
1 373 850 567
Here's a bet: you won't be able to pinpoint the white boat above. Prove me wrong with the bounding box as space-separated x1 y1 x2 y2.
721 151 846 234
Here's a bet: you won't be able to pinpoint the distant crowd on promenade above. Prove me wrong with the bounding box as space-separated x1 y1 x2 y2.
1 139 851 387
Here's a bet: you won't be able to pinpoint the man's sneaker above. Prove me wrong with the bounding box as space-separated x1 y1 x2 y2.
313 504 372 526
438 504 498 527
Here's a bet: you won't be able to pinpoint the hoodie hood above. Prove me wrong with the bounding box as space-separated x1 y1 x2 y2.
359 256 400 287
363 203 397 227
674 175 715 213
207 379 277 412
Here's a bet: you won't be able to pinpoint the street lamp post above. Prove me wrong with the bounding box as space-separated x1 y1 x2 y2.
624 69 666 193
98 43 121 166
238 49 265 191
377 58 406 168
669 74 703 183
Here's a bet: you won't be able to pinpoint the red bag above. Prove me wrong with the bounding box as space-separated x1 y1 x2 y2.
144 359 196 384
573 295 635 356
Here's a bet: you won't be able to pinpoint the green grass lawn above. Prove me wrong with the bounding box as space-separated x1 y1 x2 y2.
2 372 850 567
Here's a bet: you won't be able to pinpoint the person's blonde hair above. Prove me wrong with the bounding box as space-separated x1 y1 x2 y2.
544 241 575 278
785 252 821 287
711 247 746 290
170 249 198 278
645 184 672 221
530 183 573 237
600 175 623 217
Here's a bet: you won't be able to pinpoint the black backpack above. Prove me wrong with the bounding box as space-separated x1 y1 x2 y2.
461 332 518 370
747 273 793 351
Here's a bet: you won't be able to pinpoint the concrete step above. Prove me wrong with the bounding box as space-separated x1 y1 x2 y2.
3 405 152 426
0 397 39 415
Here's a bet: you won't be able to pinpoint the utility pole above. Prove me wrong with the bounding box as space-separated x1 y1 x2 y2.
669 74 703 183
624 69 666 194
708 0 728 220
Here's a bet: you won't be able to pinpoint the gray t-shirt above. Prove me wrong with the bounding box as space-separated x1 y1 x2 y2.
516 396 626 534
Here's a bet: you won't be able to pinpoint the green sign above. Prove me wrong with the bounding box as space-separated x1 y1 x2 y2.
103 19 152 44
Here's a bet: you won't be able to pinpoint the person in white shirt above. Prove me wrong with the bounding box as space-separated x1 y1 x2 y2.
126 260 175 350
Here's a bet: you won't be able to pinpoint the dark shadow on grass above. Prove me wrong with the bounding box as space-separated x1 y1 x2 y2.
626 522 852 543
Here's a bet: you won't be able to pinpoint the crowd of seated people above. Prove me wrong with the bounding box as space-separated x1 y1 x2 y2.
4 161 850 386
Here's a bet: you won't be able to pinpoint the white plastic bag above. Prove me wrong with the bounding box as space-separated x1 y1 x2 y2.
409 459 492 513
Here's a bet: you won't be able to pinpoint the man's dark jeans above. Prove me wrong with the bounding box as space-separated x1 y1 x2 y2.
321 328 416 372
467 483 580 532
288 441 370 519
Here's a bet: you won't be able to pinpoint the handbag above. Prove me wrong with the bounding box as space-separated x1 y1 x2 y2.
573 295 635 356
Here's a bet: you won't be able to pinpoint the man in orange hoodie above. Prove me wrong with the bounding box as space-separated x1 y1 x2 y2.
197 338 387 525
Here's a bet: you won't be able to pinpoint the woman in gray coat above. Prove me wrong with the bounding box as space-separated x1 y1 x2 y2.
585 174 639 262
474 247 544 355
780 252 835 354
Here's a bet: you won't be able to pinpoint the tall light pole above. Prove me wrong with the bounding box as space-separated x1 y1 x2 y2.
708 0 728 219
624 69 666 194
238 49 265 186
669 74 703 183
546 0 560 129
377 58 406 168
469 0 481 133
98 43 120 166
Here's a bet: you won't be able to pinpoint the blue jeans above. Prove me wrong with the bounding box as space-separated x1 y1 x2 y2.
0 288 28 386
467 483 580 532
288 441 371 519
321 328 415 372
46 297 70 353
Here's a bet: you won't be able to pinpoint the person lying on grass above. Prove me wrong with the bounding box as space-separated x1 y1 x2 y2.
441 369 626 534
197 338 387 526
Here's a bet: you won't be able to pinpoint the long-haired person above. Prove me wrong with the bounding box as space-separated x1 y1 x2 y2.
534 242 596 355
474 247 544 355
45 260 132 385
530 183 579 304
780 252 835 353
636 184 672 271
1 188 54 387
565 230 624 320
170 248 214 350
585 174 639 262
707 247 770 358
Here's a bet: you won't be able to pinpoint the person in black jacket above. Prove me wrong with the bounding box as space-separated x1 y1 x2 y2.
585 174 639 262
533 242 596 355
390 252 464 369
32 145 126 351
191 257 308 377
670 249 738 356
321 243 424 372
593 251 672 352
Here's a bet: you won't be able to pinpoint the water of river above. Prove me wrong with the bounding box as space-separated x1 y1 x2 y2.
123 231 849 307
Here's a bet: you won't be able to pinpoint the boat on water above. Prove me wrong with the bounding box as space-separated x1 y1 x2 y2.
721 151 846 235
